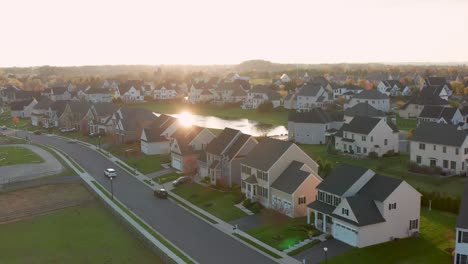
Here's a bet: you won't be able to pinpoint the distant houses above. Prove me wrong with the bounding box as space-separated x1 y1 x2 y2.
377 80 410 96
344 89 390 113
242 85 281 109
417 106 463 126
295 83 332 111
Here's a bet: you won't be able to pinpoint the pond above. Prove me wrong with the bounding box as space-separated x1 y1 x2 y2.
155 111 288 137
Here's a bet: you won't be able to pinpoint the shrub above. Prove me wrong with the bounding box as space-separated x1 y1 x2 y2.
419 189 461 214
327 144 338 155
408 162 443 175
382 150 399 157
368 151 378 159
257 101 274 113
250 203 264 213
243 199 252 208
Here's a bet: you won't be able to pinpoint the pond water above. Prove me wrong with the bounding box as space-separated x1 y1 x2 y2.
155 112 288 137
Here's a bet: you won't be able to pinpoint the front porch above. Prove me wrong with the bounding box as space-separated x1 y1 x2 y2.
241 175 258 201
310 211 333 234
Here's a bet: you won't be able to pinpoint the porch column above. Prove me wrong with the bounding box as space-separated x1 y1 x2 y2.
307 208 310 224
323 214 327 232
314 212 318 227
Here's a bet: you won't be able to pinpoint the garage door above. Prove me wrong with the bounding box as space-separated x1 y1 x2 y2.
333 223 357 247
172 156 182 171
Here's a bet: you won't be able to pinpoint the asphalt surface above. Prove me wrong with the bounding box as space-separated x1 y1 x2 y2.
23 131 274 264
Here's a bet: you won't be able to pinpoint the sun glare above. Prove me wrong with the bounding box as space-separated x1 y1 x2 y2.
178 112 194 127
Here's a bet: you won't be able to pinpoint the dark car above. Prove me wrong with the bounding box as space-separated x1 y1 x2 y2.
154 188 168 199
33 130 42 135
172 176 191 187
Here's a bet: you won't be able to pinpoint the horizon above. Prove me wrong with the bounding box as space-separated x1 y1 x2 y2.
1 0 468 67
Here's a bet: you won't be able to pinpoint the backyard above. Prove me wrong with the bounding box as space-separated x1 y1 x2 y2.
327 208 456 264
172 183 246 221
299 144 466 197
0 146 44 166
396 115 417 131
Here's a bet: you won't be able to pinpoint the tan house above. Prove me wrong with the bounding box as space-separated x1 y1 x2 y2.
240 138 322 218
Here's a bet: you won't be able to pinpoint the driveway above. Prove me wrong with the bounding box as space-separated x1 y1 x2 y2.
23 131 275 264
293 239 352 264
0 144 64 184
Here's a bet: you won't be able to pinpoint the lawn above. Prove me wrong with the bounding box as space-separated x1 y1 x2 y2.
154 172 181 184
124 154 170 174
327 208 456 264
247 211 320 251
0 203 162 264
299 144 466 197
0 146 44 166
132 101 290 126
172 183 246 221
396 115 417 131
0 110 31 130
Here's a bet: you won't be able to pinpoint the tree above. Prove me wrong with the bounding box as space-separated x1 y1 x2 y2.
257 101 274 113
450 81 464 95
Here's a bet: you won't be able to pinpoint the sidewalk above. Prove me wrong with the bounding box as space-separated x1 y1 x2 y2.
61 135 301 264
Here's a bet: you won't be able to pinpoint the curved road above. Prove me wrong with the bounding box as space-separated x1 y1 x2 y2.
22 131 275 264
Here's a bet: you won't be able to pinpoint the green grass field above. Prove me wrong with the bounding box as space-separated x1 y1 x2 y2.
172 183 246 221
0 146 44 166
132 102 290 126
299 144 466 197
396 116 417 131
154 172 181 184
0 203 162 264
124 154 170 174
327 208 456 264
0 110 31 130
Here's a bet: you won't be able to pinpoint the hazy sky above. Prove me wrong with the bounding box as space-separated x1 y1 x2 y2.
1 0 467 67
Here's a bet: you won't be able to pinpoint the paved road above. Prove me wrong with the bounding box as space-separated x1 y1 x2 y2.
23 132 275 264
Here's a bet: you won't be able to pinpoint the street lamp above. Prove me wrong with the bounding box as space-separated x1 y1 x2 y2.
323 247 328 264
110 176 114 200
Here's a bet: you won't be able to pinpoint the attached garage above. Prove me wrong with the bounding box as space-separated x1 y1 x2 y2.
171 155 182 171
333 222 358 247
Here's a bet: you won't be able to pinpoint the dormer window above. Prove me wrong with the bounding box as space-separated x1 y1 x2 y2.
342 208 349 216
388 203 397 210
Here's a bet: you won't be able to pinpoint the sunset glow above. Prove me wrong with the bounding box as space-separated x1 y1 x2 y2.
177 112 195 127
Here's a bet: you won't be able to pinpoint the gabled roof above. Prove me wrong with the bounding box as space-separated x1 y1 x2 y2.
419 106 458 120
410 122 467 146
85 87 110 94
288 108 343 124
334 196 385 226
242 138 293 171
316 163 369 196
172 126 205 155
357 174 403 202
68 101 92 115
353 89 388 100
382 80 404 89
93 103 118 116
271 161 311 194
403 91 448 108
297 83 323 97
344 103 385 118
206 128 240 155
33 97 54 110
10 99 34 111
457 180 468 229
338 116 381 135
420 85 445 98
425 77 449 87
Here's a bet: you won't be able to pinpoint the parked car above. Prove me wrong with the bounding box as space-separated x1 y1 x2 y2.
68 138 77 143
33 130 42 135
60 127 77 133
89 132 104 138
172 176 191 187
104 168 117 178
154 188 168 199
0 125 7 130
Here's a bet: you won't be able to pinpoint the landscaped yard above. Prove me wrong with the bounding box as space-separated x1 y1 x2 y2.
172 183 246 221
396 115 417 131
247 211 320 251
132 102 290 126
0 146 44 166
124 154 170 174
0 203 163 264
299 144 466 197
153 172 181 184
0 110 31 130
327 208 456 264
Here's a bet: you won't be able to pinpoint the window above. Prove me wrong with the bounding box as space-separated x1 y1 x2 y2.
451 161 457 170
443 160 448 168
241 181 246 189
351 134 354 140
458 231 468 243
362 136 366 141
388 203 397 210
433 145 436 151
456 254 468 264
384 139 388 146
416 155 422 164
363 147 367 154
430 159 436 167
257 170 268 181
456 148 459 155
465 148 468 154
244 166 251 175
326 193 332 204
334 196 341 206
443 146 447 153
409 219 419 230
342 208 349 216
419 143 425 150
298 196 306 205
371 136 374 142
348 145 352 151
357 147 361 153
344 132 347 138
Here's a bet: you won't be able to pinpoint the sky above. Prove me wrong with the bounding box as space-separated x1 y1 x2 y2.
1 0 467 67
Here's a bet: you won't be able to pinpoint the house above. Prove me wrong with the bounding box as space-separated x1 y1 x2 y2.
307 163 421 247
296 83 332 111
42 86 72 101
420 85 450 101
201 128 258 187
153 83 181 100
422 77 452 96
10 98 37 118
333 84 363 100
280 73 291 83
242 85 282 109
398 87 450 118
86 103 119 135
240 138 322 217
377 80 409 96
344 103 387 123
118 83 144 102
31 97 54 126
335 116 399 157
344 89 390 113
409 122 468 175
42 100 68 128
170 126 216 173
140 115 180 155
283 93 297 110
58 101 92 131
455 180 468 264
417 106 464 126
288 108 343 144
111 107 159 143
187 83 216 104
83 87 113 103
212 83 247 105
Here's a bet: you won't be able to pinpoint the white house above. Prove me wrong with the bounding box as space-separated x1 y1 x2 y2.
83 88 113 103
10 98 37 118
280 73 291 83
119 85 144 102
377 80 409 96
307 163 421 248
295 83 332 111
153 84 181 100
409 122 468 175
455 180 468 264
344 89 390 113
288 108 343 144
335 116 399 157
343 103 387 123
42 86 72 101
417 106 464 126
242 85 282 109
140 115 180 155
333 84 363 100
187 84 215 104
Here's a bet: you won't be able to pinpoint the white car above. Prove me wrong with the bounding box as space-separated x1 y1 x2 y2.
104 168 117 178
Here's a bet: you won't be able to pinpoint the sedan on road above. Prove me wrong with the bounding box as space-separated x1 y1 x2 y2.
104 168 117 178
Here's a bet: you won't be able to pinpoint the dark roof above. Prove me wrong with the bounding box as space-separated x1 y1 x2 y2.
410 122 468 146
357 174 403 202
50 100 68 115
403 89 448 108
457 180 468 229
206 128 241 155
142 127 167 142
288 108 343 124
425 77 449 87
353 89 388 100
382 80 404 89
10 99 34 111
297 83 323 97
271 161 311 194
172 126 205 155
344 103 385 118
338 116 381 135
242 138 294 171
86 87 110 94
68 101 92 115
244 175 258 184
93 103 118 116
420 85 445 98
33 97 54 110
224 134 252 159
118 107 159 131
334 196 385 226
307 200 335 215
419 106 458 120
316 163 369 196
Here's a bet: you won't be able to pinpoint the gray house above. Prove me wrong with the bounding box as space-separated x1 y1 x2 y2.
344 103 387 123
288 108 343 144
417 106 463 126
455 180 468 264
